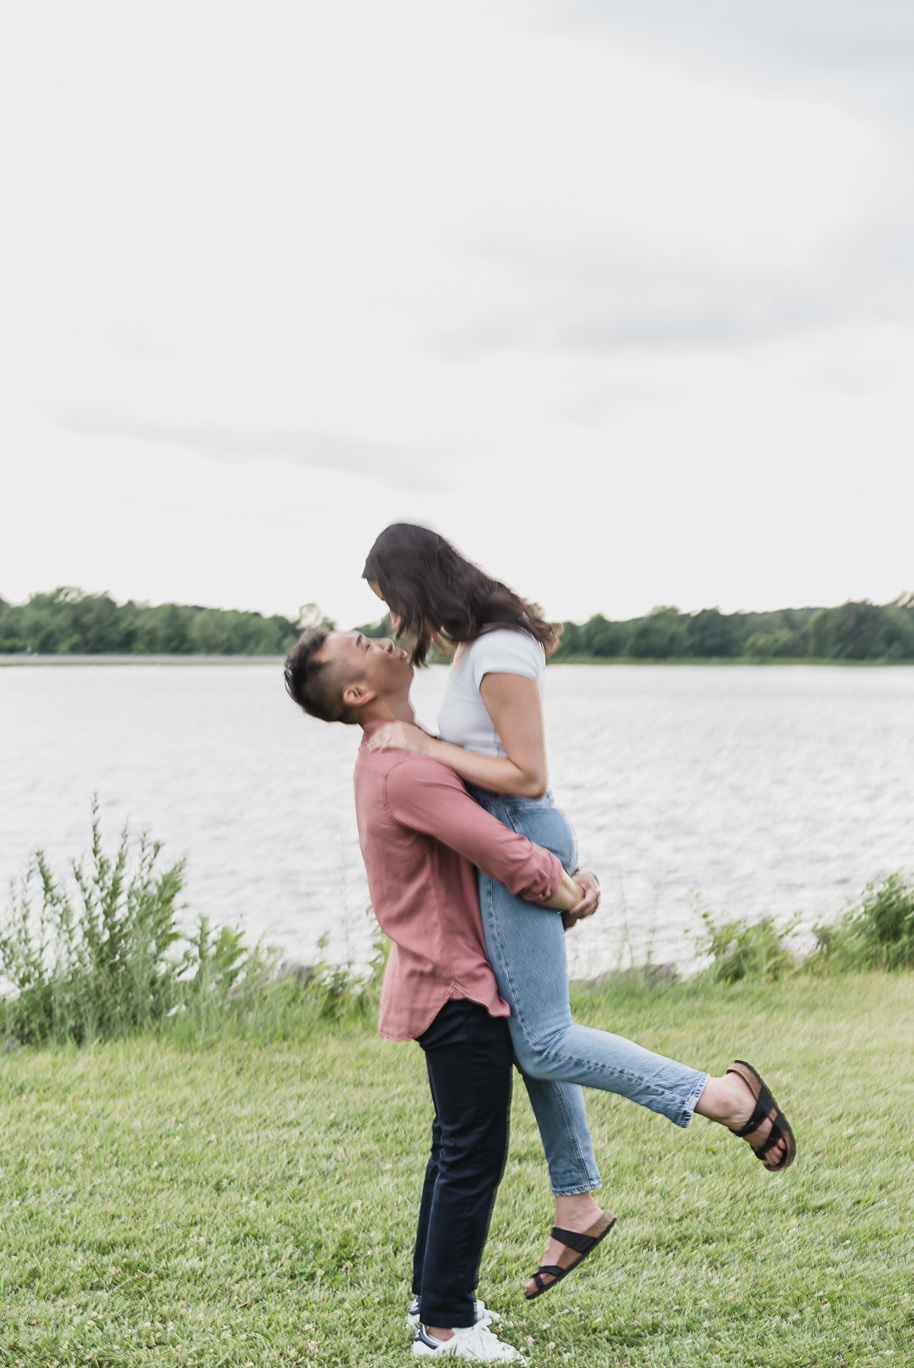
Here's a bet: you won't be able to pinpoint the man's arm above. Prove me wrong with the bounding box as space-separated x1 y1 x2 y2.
384 757 588 912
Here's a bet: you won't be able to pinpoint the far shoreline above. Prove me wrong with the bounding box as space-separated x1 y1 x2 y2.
2 653 913 669
0 654 286 667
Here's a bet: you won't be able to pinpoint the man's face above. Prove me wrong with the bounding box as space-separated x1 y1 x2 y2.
317 631 412 709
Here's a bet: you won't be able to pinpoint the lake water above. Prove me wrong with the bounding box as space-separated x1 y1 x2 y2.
1 661 912 978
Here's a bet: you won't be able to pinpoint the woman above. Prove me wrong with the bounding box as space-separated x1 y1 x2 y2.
363 523 795 1299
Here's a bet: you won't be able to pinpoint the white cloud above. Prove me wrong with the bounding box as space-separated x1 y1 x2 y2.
1 0 912 625
46 403 449 491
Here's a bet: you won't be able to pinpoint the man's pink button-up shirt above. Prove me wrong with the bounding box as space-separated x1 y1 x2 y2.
354 719 564 1041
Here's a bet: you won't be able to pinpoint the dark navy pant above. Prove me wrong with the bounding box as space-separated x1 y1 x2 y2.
411 999 513 1328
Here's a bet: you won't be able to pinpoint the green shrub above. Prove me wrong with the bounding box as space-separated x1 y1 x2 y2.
0 800 257 1046
811 872 914 971
691 909 799 984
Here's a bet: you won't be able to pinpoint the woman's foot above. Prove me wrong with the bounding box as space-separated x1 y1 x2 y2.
524 1193 610 1297
695 1067 791 1169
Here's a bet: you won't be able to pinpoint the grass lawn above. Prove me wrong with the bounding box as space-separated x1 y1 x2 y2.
1 971 911 1367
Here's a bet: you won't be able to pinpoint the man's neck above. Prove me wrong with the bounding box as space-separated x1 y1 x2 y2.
360 697 416 727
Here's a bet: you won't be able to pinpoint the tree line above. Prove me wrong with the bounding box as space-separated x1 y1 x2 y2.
2 586 913 661
0 588 300 656
361 596 914 662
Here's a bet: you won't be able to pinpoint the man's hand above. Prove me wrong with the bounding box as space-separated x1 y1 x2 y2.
562 869 600 932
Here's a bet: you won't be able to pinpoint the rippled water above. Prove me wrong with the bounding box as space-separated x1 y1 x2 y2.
1 661 912 977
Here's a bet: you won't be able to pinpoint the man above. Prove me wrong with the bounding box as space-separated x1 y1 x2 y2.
284 628 597 1363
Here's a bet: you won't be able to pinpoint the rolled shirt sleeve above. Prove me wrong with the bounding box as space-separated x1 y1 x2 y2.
385 757 563 903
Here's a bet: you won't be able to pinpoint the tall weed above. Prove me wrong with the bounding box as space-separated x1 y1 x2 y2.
0 800 255 1045
692 873 914 984
306 922 390 1021
690 909 800 984
811 872 914 971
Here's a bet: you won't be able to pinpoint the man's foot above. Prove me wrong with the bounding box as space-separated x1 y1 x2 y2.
412 1321 526 1362
406 1298 499 1332
695 1063 795 1170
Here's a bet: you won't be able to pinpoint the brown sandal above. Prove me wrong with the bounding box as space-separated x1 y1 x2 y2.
524 1212 616 1300
727 1060 796 1172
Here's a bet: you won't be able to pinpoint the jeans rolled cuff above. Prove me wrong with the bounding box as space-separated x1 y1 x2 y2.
674 1071 710 1128
550 1178 602 1197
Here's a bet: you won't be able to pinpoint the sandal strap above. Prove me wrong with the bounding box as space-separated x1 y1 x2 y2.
533 1264 565 1281
550 1224 600 1256
732 1096 772 1139
754 1115 789 1162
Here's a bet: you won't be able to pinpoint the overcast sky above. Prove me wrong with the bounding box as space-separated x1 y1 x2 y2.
2 0 912 629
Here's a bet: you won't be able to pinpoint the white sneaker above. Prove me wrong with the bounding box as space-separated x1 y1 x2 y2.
406 1298 500 1332
412 1321 526 1363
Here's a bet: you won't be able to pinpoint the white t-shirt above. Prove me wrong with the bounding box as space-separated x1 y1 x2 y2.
437 628 546 758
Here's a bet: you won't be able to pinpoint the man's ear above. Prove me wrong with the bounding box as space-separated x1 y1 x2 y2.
342 680 376 710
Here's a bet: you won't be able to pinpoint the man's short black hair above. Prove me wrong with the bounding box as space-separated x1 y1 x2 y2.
284 629 360 724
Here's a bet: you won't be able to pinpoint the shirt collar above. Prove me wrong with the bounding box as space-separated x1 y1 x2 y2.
359 717 399 748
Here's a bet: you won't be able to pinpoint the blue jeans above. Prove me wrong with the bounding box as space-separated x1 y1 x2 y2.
471 788 709 1196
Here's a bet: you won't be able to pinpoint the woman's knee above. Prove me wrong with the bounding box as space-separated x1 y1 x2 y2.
513 1032 565 1080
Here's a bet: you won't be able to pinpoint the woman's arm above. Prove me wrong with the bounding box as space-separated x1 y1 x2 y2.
367 672 548 797
542 867 592 912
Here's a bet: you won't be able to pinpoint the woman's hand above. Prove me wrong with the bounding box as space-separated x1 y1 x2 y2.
366 721 433 756
561 870 600 931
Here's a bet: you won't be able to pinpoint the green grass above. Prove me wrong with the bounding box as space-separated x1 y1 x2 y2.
1 973 912 1367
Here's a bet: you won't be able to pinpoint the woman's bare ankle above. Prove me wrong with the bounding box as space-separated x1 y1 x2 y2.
696 1073 769 1130
694 1074 785 1162
694 1075 740 1126
554 1191 603 1231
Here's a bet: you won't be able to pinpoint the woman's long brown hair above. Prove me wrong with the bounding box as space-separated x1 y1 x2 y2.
363 523 562 666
